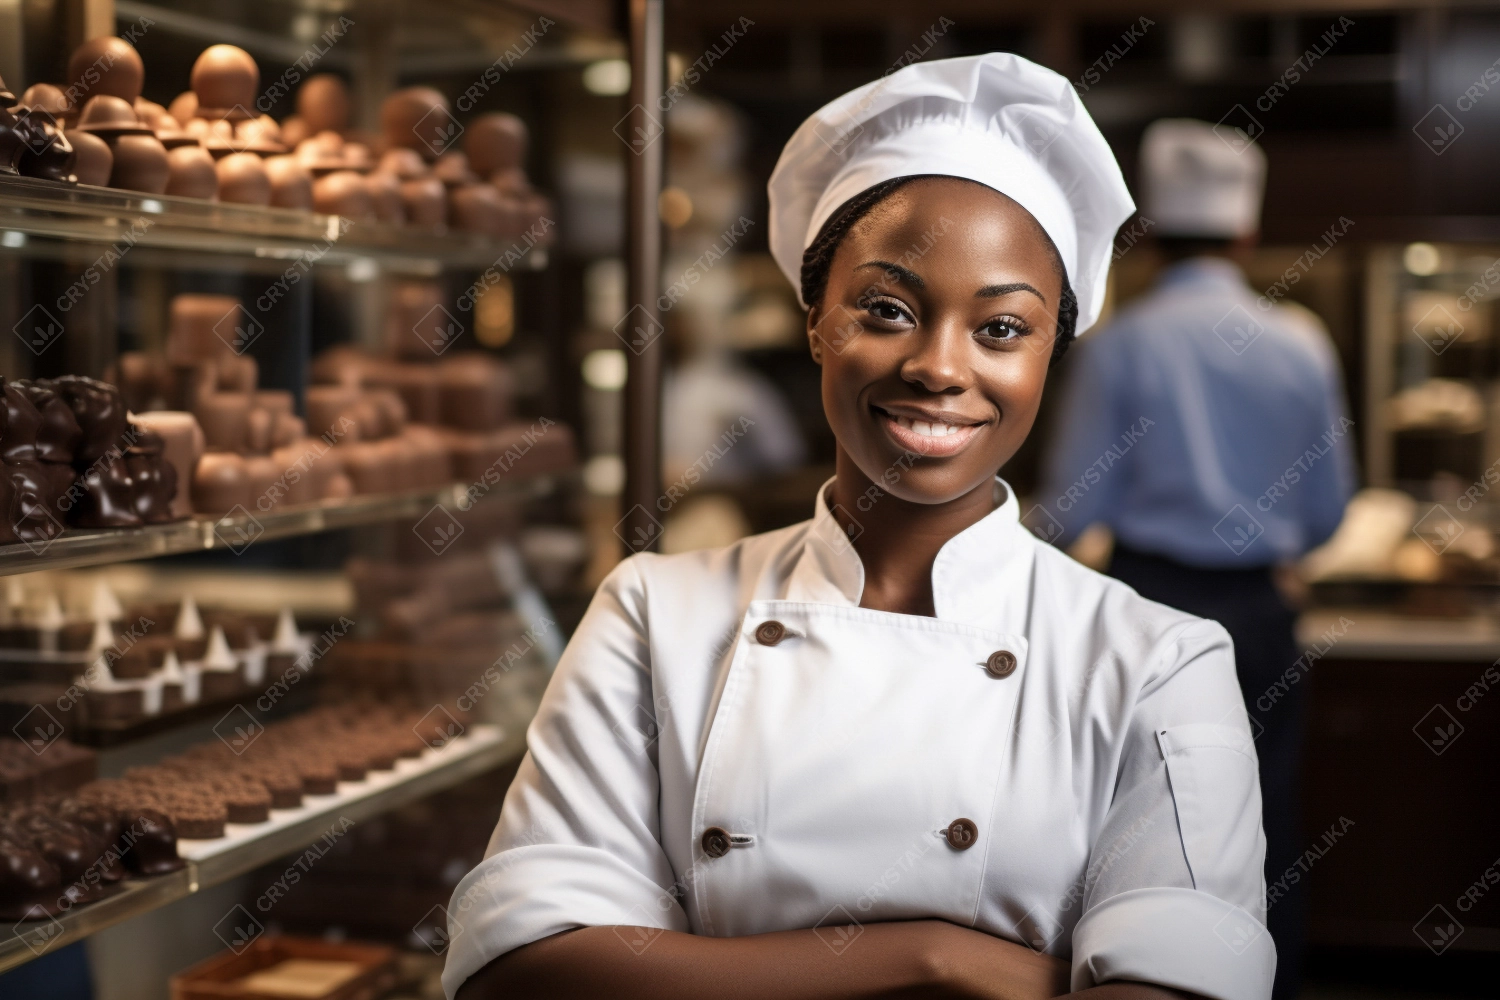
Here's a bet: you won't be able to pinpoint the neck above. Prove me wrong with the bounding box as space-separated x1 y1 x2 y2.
828 448 999 616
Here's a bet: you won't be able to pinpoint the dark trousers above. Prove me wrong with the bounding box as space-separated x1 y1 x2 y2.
1108 544 1306 1000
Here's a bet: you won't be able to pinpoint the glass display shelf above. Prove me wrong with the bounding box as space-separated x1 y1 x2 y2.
0 471 562 577
0 724 521 974
0 175 548 274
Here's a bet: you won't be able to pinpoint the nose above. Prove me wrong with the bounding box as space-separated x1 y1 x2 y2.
898 320 971 395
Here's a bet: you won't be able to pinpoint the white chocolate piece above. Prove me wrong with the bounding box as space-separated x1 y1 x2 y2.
176 595 204 641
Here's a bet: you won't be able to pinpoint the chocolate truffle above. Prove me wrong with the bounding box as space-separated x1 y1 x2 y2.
297 74 351 134
53 375 129 465
313 170 373 220
67 37 145 105
376 147 427 180
399 175 446 231
167 91 198 125
433 150 477 187
465 113 527 176
380 87 451 160
365 170 404 224
165 144 217 199
107 133 169 193
191 452 250 514
167 294 241 364
190 45 259 117
65 128 112 185
264 154 313 210
215 151 270 205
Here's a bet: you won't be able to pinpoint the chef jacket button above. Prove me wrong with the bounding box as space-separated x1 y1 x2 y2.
701 826 732 858
985 650 1017 678
945 818 978 851
755 620 787 646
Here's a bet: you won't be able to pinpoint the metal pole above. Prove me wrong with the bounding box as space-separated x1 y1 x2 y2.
621 0 666 553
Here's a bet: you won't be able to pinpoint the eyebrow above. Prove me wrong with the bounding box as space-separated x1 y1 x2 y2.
854 261 1048 305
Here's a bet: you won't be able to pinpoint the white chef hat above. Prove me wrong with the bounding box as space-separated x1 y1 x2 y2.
768 52 1134 332
1140 119 1266 238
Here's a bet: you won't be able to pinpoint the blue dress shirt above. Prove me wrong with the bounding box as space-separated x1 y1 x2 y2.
1037 257 1356 568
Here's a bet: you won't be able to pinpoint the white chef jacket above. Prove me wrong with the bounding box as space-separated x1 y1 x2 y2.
442 479 1273 1000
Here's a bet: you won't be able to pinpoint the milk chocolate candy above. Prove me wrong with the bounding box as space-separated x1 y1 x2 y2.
193 393 251 452
53 375 129 466
245 406 273 454
191 45 258 119
191 452 250 515
380 87 450 160
374 364 441 423
165 144 217 199
244 454 279 502
215 151 270 205
216 354 258 394
377 147 427 180
437 353 513 430
270 443 319 505
433 149 477 187
265 154 313 210
399 175 446 231
365 170 404 224
304 385 359 440
113 351 166 411
68 37 145 106
107 133 169 193
313 170 373 221
340 441 390 495
387 279 448 359
270 412 304 449
298 74 350 134
465 112 527 176
167 294 241 365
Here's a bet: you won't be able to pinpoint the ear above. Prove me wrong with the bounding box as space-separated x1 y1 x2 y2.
805 304 824 366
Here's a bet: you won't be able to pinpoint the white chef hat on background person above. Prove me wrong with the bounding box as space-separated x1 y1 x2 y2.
768 52 1135 332
1140 119 1267 239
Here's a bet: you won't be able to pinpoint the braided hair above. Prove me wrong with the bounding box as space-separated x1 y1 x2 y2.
799 176 1079 364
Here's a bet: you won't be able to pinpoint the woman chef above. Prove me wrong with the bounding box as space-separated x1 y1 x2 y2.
446 53 1273 1000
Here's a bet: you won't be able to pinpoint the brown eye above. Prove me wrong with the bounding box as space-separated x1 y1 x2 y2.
981 318 1029 342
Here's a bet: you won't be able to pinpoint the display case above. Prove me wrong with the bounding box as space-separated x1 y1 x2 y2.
0 1 644 995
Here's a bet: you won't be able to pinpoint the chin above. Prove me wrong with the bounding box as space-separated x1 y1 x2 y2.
850 450 1001 506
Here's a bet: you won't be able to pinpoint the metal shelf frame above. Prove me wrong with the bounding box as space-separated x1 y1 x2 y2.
0 473 562 577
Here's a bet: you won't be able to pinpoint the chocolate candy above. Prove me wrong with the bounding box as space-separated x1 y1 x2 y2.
52 375 129 467
14 380 82 464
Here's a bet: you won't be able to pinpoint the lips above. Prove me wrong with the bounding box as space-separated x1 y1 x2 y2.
872 405 987 458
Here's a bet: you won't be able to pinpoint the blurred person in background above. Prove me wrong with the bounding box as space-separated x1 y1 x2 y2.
1040 119 1356 1000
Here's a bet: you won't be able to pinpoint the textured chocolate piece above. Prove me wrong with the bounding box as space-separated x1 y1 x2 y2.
123 425 178 524
67 449 142 529
0 378 43 463
0 834 61 919
14 380 82 463
118 808 185 874
53 376 129 467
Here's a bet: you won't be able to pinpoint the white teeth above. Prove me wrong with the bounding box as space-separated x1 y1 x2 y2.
892 414 958 437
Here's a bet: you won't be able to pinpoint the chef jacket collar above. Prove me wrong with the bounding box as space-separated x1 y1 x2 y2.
787 476 1028 625
1156 256 1245 292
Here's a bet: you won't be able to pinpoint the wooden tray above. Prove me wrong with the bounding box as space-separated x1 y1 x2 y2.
170 935 396 1000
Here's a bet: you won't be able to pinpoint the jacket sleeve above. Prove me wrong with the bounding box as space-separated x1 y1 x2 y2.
441 557 687 999
1070 619 1275 1000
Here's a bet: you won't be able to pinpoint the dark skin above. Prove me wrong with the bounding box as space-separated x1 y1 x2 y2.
458 178 1204 1000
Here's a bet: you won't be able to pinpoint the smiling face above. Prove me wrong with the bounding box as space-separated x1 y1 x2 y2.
807 176 1065 505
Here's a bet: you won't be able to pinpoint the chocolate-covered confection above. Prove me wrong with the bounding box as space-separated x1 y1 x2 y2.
380 87 450 160
194 393 251 452
466 112 527 176
67 447 139 528
191 45 259 118
236 114 284 155
342 141 373 172
55 803 124 883
165 144 217 199
0 833 61 919
53 375 128 466
216 354 258 393
114 634 170 678
433 150 477 187
374 364 441 423
14 379 82 463
0 377 41 462
216 151 270 205
313 170 373 220
265 154 313 210
298 74 350 134
124 426 178 524
377 147 426 180
167 295 241 364
399 175 446 231
437 353 514 430
17 117 77 183
279 114 310 148
68 37 146 106
130 412 202 520
75 94 145 134
81 679 143 722
191 452 250 514
365 170 404 224
245 407 273 454
134 98 173 131
167 91 197 126
341 442 391 495
117 808 184 874
244 454 278 499
107 132 169 192
64 128 112 185
449 182 514 238
17 84 67 118
20 813 103 906
304 385 359 440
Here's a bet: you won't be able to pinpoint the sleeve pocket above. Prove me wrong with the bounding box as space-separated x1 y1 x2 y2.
1157 724 1267 913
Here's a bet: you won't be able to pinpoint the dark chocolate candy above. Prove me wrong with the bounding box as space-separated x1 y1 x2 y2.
118 808 185 875
53 376 129 467
124 425 178 524
0 378 42 463
66 450 142 529
0 834 61 920
14 380 82 463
